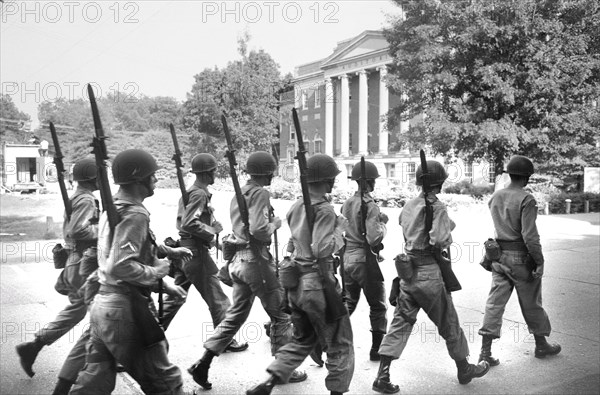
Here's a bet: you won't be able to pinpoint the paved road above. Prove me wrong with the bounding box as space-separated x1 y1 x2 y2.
1 211 598 394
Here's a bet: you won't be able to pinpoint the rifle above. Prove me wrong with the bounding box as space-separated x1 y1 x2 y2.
292 107 346 322
419 149 461 292
87 84 166 340
358 156 384 282
49 122 72 221
169 123 189 206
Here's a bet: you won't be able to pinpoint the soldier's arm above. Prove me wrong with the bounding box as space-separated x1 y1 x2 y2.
429 201 454 249
521 196 544 266
180 189 215 241
105 212 162 287
248 188 276 242
365 202 386 246
68 196 98 240
311 205 344 258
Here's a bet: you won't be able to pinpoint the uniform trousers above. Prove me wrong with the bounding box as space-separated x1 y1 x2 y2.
344 260 387 333
38 251 87 345
71 292 183 395
379 254 469 361
479 250 551 338
161 243 230 330
203 249 291 356
268 271 355 393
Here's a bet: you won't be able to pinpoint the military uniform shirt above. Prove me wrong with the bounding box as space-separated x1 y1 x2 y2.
97 197 168 288
341 192 386 263
177 181 216 242
63 189 99 249
230 180 277 244
400 192 455 251
488 185 544 266
287 196 344 263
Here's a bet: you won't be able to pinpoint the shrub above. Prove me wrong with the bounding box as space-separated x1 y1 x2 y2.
547 192 600 214
443 180 494 199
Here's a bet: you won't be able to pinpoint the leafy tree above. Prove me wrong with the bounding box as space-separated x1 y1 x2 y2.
384 0 600 182
182 34 285 177
0 94 32 143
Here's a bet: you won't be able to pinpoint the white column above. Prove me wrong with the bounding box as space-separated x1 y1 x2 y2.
357 70 368 156
378 66 389 155
339 74 350 157
325 78 334 157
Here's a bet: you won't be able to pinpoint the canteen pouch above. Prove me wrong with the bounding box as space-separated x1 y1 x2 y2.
394 253 414 281
54 270 70 295
221 234 237 262
217 261 233 287
278 257 299 290
484 238 502 261
52 243 68 269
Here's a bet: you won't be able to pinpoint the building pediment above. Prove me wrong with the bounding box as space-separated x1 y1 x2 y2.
321 30 388 69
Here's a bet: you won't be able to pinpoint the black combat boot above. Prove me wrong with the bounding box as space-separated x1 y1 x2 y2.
372 355 400 394
534 335 561 358
370 331 385 361
188 349 216 390
478 335 500 366
16 337 45 377
456 359 490 384
246 375 276 395
52 378 74 395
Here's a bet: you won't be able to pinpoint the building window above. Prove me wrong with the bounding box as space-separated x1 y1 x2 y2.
488 165 496 183
287 147 294 162
289 125 295 142
304 138 310 154
314 113 321 120
386 163 396 178
314 133 323 154
465 162 473 181
406 162 416 182
302 90 308 110
314 87 321 108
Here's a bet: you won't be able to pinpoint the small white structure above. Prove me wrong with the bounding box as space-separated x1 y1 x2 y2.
1 142 53 192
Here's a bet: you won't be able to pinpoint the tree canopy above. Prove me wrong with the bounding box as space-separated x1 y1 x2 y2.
384 0 600 180
182 35 287 177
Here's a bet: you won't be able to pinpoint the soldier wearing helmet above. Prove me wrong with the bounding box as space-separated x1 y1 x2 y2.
161 153 247 351
374 159 489 394
17 156 100 392
339 160 389 362
71 149 192 395
478 155 560 365
247 153 354 395
190 151 307 390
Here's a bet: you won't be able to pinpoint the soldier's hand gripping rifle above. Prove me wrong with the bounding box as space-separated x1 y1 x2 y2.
358 156 384 282
419 149 461 292
49 122 72 221
292 107 347 322
88 84 166 341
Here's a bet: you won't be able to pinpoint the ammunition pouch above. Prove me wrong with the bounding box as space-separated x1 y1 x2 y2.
278 257 299 290
394 253 414 281
52 243 68 269
221 234 248 262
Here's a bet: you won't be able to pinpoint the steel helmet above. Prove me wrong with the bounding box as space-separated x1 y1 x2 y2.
350 160 380 181
307 154 340 183
112 149 159 185
506 155 534 177
190 153 217 173
72 157 97 181
246 151 277 176
416 160 448 187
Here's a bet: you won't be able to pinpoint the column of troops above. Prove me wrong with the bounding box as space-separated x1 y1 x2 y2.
16 145 561 394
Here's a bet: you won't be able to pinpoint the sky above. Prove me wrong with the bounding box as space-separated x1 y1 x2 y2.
0 0 402 128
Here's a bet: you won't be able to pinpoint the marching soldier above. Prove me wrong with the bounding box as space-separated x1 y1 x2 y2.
71 149 191 394
342 160 388 361
373 160 489 394
16 157 99 381
160 153 247 351
478 155 561 365
188 151 306 390
246 153 354 395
